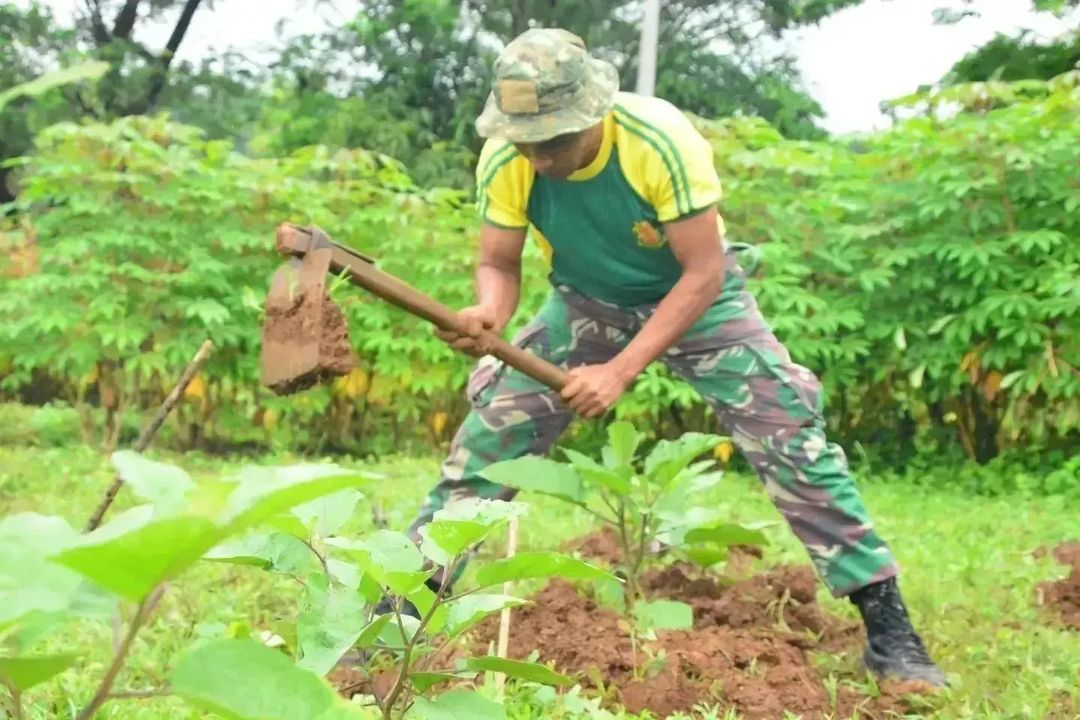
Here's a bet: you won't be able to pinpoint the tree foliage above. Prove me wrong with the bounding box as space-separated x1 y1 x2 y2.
2 71 1076 469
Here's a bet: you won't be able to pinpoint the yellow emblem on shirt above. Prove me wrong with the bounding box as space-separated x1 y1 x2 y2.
632 219 665 248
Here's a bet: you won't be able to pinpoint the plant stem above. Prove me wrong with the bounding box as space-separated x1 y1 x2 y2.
76 587 163 720
614 500 640 608
381 555 461 719
301 537 330 576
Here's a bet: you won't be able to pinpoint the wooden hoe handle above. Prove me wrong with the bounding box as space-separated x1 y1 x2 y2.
275 223 568 392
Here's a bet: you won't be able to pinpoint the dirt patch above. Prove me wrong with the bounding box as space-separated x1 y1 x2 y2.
261 289 355 395
472 564 915 719
1035 540 1080 631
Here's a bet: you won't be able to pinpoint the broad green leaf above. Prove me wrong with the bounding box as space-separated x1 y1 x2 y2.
0 654 78 691
444 594 526 636
263 513 310 540
432 498 528 526
329 531 430 594
376 614 422 649
219 467 372 534
0 61 110 110
406 582 449 635
562 449 632 495
57 468 370 602
605 421 642 468
172 639 361 720
355 614 392 648
56 517 219 602
681 546 729 568
111 450 193 517
292 489 363 538
332 531 423 573
204 531 312 575
0 514 90 628
656 507 724 545
655 471 724 517
475 552 617 588
634 600 693 632
327 560 361 590
683 522 771 548
465 656 573 686
421 499 526 561
297 576 368 676
412 671 470 693
479 457 584 505
643 433 722 486
407 690 507 720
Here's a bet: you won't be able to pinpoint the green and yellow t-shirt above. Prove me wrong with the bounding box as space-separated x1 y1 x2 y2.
475 91 725 307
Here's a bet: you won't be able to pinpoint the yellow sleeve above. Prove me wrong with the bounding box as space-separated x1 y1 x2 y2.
613 98 723 224
475 140 529 229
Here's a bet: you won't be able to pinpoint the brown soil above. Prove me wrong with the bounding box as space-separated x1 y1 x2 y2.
1034 540 1080 631
471 563 919 719
262 290 355 395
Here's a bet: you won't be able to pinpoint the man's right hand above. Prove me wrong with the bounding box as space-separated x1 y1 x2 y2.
435 304 501 357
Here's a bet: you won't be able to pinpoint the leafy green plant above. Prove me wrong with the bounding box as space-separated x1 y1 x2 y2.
231 495 617 719
0 451 376 719
0 450 613 719
480 422 770 639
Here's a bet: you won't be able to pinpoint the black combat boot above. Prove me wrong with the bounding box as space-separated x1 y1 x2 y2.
849 577 948 687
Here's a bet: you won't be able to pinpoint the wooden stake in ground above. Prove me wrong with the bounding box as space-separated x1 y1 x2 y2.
84 340 214 532
495 514 520 692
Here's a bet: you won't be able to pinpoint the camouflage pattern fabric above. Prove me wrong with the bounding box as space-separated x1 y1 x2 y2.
409 253 899 598
475 28 620 143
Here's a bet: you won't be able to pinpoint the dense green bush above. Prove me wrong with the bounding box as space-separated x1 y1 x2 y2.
1 73 1077 473
691 71 1079 463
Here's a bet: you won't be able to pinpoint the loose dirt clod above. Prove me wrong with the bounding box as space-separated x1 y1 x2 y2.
261 290 355 395
471 559 913 719
1034 540 1080 631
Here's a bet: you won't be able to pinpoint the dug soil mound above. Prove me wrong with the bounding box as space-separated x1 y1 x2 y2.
1034 540 1080 631
472 558 916 719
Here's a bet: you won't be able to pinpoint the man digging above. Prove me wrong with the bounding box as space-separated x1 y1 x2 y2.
388 27 947 689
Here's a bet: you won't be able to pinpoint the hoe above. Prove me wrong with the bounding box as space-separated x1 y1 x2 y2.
259 223 568 396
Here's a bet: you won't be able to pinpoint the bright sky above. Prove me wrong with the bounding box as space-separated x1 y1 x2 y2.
17 0 1080 134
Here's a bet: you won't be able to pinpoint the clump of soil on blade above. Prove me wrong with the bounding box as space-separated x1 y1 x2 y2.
262 290 355 395
1034 540 1080 631
472 546 917 719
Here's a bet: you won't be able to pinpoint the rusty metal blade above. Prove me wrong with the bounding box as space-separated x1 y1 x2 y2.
260 246 349 394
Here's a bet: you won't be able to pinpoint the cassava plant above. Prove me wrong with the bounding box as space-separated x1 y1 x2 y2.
480 422 772 635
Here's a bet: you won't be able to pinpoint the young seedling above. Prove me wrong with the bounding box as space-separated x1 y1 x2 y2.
480 422 772 640
321 497 616 719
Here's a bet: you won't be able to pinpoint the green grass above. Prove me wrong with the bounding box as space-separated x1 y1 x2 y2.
1 442 1078 719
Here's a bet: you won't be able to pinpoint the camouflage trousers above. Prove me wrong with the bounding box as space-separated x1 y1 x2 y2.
410 258 899 598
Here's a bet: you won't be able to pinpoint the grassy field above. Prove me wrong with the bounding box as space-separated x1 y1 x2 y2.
1 441 1078 719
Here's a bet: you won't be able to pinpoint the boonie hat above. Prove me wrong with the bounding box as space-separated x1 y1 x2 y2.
475 28 619 143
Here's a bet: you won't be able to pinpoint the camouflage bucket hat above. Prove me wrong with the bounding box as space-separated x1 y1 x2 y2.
475 28 619 143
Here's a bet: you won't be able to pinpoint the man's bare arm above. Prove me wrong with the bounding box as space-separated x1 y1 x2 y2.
611 206 726 378
436 224 526 355
474 224 527 332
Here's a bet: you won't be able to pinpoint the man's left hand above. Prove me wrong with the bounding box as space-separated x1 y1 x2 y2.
560 362 636 418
